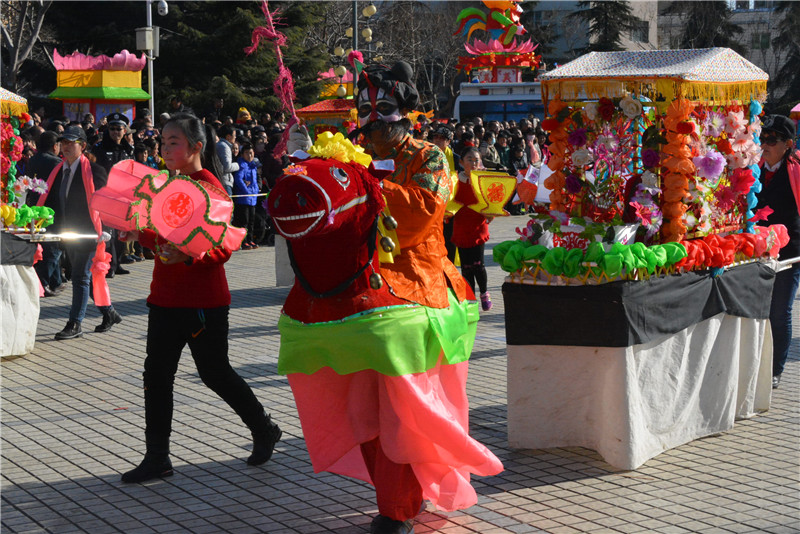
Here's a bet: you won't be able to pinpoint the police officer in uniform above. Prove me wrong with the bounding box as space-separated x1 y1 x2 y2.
92 112 134 276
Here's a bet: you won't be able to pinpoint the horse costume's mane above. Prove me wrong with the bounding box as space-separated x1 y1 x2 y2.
268 132 407 323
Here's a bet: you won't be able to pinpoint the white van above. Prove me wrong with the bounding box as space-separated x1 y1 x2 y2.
453 81 544 123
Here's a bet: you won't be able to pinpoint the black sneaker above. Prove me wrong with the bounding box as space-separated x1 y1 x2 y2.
772 375 781 389
95 310 123 332
115 266 131 275
55 321 82 340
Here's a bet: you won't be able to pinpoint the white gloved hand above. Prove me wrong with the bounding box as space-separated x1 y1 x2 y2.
286 123 312 154
97 231 112 243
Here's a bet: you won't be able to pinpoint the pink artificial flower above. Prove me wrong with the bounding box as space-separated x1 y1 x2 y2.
692 150 727 181
724 110 745 136
731 132 754 152
743 145 761 167
630 201 653 225
597 133 618 152
703 112 725 137
726 151 747 170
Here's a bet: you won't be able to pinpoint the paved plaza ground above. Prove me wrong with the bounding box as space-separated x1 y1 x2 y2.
2 214 799 534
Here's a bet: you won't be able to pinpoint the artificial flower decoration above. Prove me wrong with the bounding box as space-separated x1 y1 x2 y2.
565 174 583 194
692 150 726 182
724 110 745 136
598 97 615 122
749 206 773 222
583 102 598 121
571 149 593 167
596 133 619 152
567 128 587 148
641 170 659 188
619 95 643 119
641 149 660 168
702 111 725 138
731 131 754 153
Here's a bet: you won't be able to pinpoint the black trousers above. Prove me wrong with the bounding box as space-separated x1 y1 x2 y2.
143 305 265 441
457 242 488 295
443 218 456 263
233 204 255 243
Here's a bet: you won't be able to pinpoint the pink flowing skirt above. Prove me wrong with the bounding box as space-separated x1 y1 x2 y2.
288 356 504 512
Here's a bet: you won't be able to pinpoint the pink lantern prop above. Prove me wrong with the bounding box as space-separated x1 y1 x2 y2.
92 160 245 259
92 160 167 231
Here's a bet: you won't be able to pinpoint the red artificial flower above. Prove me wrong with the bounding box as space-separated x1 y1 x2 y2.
749 206 774 222
676 121 694 135
716 138 733 155
730 168 755 194
715 187 738 212
598 97 615 122
541 118 561 131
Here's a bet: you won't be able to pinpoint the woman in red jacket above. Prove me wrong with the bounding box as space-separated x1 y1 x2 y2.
452 147 494 311
120 113 281 483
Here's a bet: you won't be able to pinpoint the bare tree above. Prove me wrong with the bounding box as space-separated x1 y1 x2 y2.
373 1 469 113
1 0 53 93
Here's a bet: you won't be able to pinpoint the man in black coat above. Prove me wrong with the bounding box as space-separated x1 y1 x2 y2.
41 126 122 340
92 112 134 276
27 131 65 296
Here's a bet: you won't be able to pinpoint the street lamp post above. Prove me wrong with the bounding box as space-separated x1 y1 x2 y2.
137 0 167 119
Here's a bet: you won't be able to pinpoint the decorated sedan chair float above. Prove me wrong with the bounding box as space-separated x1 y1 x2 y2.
90 159 245 258
268 132 503 532
1 89 54 357
495 48 789 471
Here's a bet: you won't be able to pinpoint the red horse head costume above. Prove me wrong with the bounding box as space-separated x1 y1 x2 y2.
268 134 403 323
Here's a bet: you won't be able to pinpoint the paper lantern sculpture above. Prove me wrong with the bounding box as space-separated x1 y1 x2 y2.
92 160 245 259
454 1 540 83
48 50 150 123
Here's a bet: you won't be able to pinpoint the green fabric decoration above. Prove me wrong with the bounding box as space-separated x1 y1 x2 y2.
661 242 688 263
277 291 479 377
501 243 526 272
493 240 516 268
651 245 668 267
14 205 33 226
493 239 689 280
32 206 55 227
522 244 548 263
562 248 584 278
601 254 623 278
542 247 566 276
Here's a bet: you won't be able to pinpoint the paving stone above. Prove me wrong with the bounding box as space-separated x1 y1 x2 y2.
2 215 798 533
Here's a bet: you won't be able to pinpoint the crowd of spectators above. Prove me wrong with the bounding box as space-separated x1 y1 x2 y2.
409 115 548 178
14 99 546 294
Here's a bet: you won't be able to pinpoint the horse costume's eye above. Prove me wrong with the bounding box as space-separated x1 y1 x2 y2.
330 167 350 189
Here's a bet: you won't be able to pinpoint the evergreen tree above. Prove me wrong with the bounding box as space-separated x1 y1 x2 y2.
568 1 638 53
770 1 800 115
660 1 745 55
40 1 328 117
